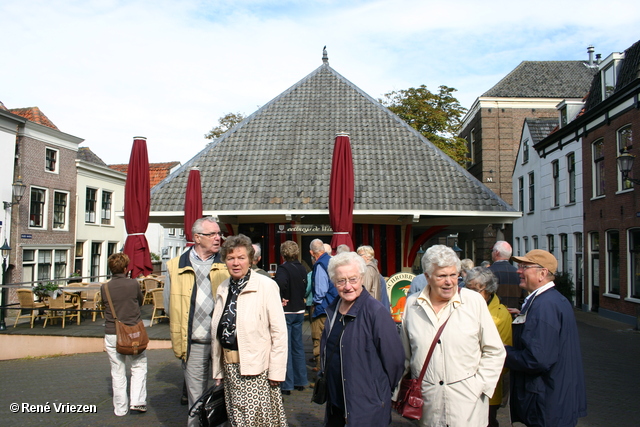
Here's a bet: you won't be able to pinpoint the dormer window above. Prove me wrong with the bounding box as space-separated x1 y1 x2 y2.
523 139 529 164
560 106 568 127
599 52 624 100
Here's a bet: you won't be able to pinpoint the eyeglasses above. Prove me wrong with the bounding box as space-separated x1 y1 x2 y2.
198 231 224 238
517 264 543 271
335 276 360 287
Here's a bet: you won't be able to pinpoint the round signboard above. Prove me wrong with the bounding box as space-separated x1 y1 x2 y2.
386 272 415 323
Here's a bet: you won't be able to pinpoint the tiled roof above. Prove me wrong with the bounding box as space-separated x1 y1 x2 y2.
584 39 640 112
77 147 107 166
151 63 514 214
482 61 598 98
525 118 558 144
109 162 180 188
8 106 59 130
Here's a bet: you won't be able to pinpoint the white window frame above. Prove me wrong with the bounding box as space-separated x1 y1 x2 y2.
101 190 113 225
617 125 633 191
85 187 97 224
53 190 69 231
592 139 605 198
29 186 48 230
45 147 59 174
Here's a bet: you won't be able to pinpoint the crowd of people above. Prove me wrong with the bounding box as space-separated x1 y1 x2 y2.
100 218 587 427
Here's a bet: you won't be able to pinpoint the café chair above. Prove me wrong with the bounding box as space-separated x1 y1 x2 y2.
14 289 46 328
150 288 168 326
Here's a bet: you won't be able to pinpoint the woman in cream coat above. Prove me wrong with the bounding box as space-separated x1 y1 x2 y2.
400 245 505 427
211 234 288 426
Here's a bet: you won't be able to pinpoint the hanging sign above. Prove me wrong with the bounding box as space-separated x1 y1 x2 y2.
386 272 416 323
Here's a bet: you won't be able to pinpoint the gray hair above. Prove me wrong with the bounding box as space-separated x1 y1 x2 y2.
465 267 499 294
192 216 219 236
460 258 474 271
252 244 262 258
493 241 512 259
356 245 374 262
336 244 351 254
422 245 461 276
327 252 366 283
310 239 325 255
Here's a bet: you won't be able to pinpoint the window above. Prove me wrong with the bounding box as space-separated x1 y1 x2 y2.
523 139 529 163
528 172 535 212
23 250 35 284
548 235 555 255
617 126 633 191
560 106 568 127
560 234 568 272
524 237 529 253
45 147 58 173
602 63 618 99
37 250 52 281
552 160 560 207
53 191 67 229
593 139 605 197
168 228 176 236
179 228 185 237
518 177 524 212
629 229 640 299
468 128 476 166
515 238 521 256
606 230 620 295
91 242 102 280
575 233 584 304
75 242 84 276
29 187 46 228
567 153 576 203
106 243 118 276
54 250 67 280
533 236 539 249
101 191 113 225
85 188 97 223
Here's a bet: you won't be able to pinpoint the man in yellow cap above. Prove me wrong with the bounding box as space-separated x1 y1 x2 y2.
505 249 586 427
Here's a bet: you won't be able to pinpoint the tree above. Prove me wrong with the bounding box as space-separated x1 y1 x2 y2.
380 85 469 165
205 112 246 140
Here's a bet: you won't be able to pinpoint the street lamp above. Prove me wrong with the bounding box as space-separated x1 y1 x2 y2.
3 178 27 209
617 147 640 185
0 239 11 330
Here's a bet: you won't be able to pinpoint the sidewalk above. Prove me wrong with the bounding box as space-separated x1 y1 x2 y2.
1 309 638 426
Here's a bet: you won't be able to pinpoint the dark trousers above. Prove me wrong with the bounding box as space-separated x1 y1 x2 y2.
488 404 499 427
326 404 345 427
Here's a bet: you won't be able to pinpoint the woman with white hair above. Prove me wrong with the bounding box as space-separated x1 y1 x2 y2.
320 252 404 426
400 245 505 427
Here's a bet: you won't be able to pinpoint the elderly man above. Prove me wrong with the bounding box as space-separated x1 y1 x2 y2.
251 243 271 277
309 239 337 370
488 241 521 309
166 217 229 426
400 245 505 427
506 249 587 427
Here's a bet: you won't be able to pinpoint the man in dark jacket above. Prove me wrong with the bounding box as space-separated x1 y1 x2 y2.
488 240 522 309
309 239 337 370
505 249 587 427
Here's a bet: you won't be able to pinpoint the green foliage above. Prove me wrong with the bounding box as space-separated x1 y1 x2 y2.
33 282 60 300
554 271 576 302
205 112 246 140
150 252 161 261
380 85 469 165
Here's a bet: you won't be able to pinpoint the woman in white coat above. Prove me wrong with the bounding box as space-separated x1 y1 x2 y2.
400 245 505 427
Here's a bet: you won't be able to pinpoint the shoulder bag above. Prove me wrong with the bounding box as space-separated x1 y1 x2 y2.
393 316 451 420
103 283 149 356
311 310 349 405
189 384 228 427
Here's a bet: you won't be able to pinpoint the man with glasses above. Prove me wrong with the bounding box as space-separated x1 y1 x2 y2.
309 239 337 371
166 217 229 426
506 249 586 427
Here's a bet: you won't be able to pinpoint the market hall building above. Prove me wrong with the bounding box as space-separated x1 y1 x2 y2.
149 53 520 275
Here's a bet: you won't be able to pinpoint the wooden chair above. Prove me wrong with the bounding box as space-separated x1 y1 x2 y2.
43 292 81 328
142 278 161 305
14 289 46 328
80 287 103 322
150 288 169 326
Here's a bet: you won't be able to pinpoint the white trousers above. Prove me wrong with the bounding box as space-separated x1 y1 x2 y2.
104 334 148 416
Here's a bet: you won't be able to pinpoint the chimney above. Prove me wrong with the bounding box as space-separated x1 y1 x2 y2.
587 45 595 66
596 53 602 65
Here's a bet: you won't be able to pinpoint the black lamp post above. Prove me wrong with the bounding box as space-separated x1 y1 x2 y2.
617 147 640 185
0 239 11 330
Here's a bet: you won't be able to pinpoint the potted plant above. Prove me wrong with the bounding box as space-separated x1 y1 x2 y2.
33 282 62 301
68 270 82 284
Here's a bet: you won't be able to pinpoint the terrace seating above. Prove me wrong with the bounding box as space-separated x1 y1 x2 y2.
150 288 168 326
14 289 46 328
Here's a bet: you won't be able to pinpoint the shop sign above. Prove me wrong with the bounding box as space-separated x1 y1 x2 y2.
386 272 416 323
275 224 334 235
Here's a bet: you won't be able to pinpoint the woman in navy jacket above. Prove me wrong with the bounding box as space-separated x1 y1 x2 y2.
320 252 404 426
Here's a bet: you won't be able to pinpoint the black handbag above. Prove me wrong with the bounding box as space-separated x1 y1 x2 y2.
189 384 228 427
311 373 327 404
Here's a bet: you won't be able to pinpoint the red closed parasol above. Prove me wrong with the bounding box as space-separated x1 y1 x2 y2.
184 167 203 247
329 132 355 251
123 137 153 278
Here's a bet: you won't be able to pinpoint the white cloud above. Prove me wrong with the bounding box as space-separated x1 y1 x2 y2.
1 0 639 164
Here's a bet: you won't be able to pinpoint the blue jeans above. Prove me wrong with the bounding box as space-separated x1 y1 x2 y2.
282 313 308 390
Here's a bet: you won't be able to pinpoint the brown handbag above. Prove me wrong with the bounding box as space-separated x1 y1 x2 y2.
394 317 450 420
104 283 149 356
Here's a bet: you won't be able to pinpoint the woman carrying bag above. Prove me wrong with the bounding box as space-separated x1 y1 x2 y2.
101 253 147 416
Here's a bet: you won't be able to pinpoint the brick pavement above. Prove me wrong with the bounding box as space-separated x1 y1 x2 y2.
0 310 638 426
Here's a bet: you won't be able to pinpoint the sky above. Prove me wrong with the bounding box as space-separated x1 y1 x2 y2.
2 0 639 165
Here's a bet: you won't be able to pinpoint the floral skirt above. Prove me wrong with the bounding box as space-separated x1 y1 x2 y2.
223 363 288 427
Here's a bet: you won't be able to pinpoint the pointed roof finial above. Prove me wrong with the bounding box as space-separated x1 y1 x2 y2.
322 46 328 64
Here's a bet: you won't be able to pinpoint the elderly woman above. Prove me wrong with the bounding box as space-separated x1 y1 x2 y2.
211 234 288 426
400 245 505 427
101 253 147 416
465 267 512 427
274 240 309 395
320 252 404 426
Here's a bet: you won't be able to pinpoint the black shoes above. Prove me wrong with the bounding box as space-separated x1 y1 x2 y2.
294 386 305 391
281 390 291 395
